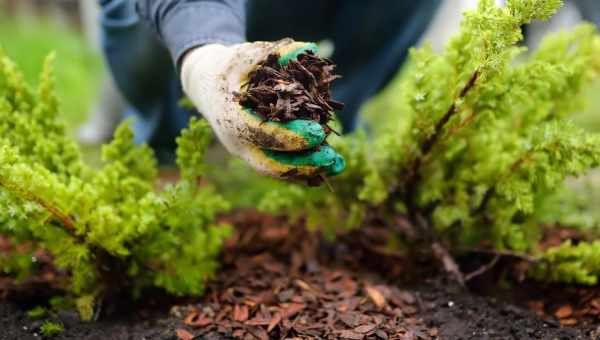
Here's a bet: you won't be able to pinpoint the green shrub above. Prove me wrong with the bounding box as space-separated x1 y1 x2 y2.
0 51 231 319
40 321 64 337
26 306 47 319
259 0 600 283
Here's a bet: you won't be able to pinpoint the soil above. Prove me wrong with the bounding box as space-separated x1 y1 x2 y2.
1 211 599 340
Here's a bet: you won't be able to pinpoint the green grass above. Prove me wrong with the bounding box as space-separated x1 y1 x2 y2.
0 15 103 132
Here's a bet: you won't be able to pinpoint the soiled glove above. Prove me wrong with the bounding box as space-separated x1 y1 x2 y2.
181 39 345 181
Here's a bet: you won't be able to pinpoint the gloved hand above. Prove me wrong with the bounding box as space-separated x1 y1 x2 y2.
181 39 345 182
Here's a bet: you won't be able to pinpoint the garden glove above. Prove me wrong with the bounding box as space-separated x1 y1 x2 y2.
181 39 345 182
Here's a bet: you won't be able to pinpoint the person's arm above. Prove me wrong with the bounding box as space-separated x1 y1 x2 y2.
136 0 246 66
135 1 345 181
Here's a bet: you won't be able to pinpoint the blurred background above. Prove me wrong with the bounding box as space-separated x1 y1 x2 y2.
0 0 102 135
0 0 600 206
0 0 596 141
0 0 598 219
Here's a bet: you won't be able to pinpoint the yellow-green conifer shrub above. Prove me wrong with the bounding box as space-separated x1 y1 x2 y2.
0 52 231 319
259 0 600 284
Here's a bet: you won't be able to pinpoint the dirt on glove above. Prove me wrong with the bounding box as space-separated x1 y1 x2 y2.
237 50 344 136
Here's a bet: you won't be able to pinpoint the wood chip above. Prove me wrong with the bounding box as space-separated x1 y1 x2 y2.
183 311 213 327
559 318 578 326
175 329 194 340
354 324 377 333
366 286 387 309
237 50 343 134
337 329 365 339
233 304 249 322
172 211 437 339
554 305 573 319
375 329 389 339
267 312 282 333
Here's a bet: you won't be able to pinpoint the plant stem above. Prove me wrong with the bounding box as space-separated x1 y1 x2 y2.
472 150 533 216
420 70 481 158
464 254 500 282
0 177 77 232
403 69 481 217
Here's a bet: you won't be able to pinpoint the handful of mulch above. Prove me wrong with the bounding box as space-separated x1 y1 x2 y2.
237 50 344 136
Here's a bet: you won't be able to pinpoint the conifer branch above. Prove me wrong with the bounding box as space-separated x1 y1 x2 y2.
402 69 481 216
473 149 540 216
0 177 77 232
421 69 480 158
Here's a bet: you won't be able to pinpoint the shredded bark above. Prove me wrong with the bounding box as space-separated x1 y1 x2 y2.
237 51 344 135
174 212 438 340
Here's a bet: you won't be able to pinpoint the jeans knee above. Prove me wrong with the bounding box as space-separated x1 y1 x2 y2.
100 0 139 30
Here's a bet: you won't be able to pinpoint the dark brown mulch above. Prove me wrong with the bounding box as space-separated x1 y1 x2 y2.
175 212 436 340
1 211 598 339
237 50 343 134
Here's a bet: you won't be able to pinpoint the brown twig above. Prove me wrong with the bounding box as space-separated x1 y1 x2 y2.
473 186 496 215
464 254 500 282
431 242 465 286
402 69 481 216
457 247 539 263
279 314 301 340
321 175 335 193
420 70 481 158
438 108 477 149
472 150 533 216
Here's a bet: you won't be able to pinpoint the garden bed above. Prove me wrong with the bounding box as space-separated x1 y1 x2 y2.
1 211 597 339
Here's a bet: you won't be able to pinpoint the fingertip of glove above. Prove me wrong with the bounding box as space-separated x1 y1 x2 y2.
312 145 345 176
326 153 346 176
282 120 325 149
278 42 319 66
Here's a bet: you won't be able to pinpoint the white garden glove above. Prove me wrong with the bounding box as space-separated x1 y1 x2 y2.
181 39 345 181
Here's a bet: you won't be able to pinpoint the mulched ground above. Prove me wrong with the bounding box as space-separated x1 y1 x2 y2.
1 211 599 339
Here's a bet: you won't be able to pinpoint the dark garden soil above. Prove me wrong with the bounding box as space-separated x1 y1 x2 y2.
1 211 599 340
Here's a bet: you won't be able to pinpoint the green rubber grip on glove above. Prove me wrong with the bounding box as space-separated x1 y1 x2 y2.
265 145 346 176
278 43 319 66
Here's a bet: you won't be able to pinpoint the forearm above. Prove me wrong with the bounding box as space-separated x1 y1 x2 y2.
136 0 247 66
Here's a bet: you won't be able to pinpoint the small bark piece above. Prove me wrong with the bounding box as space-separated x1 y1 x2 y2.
554 305 574 319
365 286 387 309
175 329 194 340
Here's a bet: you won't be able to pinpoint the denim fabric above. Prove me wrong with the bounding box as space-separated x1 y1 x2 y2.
137 0 247 65
573 0 600 25
100 0 190 154
99 0 440 151
247 1 440 130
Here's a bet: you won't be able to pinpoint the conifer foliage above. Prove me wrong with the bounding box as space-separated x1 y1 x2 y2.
0 52 231 318
259 0 600 283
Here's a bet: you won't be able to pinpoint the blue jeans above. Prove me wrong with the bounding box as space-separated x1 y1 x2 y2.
573 0 600 24
100 0 440 153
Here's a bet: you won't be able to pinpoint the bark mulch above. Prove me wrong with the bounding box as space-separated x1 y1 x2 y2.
174 212 436 340
1 212 598 339
237 50 343 134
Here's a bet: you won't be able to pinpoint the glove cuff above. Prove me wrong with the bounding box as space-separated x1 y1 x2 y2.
181 44 234 115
